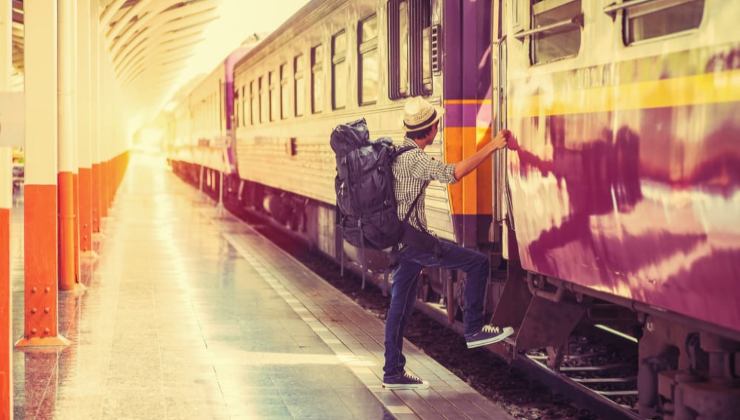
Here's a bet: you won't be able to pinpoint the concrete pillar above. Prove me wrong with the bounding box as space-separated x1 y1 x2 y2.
58 0 82 292
0 0 13 415
100 60 111 219
90 0 101 234
77 0 95 258
92 8 104 232
16 0 69 348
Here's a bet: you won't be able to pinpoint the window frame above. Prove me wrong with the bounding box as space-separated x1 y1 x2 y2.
240 85 246 127
387 0 432 99
331 30 348 110
280 62 290 119
311 44 324 114
358 14 379 106
250 80 258 125
619 0 705 46
294 54 306 117
269 70 279 122
260 74 269 123
523 0 584 66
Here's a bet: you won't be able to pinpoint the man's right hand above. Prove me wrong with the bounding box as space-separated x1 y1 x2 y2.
454 130 513 181
491 130 511 152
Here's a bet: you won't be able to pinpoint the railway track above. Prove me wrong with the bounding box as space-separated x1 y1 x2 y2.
186 171 643 419
416 300 641 420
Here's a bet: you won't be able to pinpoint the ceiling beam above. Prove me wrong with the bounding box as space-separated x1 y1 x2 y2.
111 1 216 65
116 13 216 80
100 0 129 28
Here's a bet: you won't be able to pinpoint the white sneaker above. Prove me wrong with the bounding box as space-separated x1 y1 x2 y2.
465 325 514 349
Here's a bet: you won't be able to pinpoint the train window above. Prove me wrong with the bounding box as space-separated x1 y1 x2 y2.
311 45 324 114
239 85 248 127
234 88 239 128
529 0 582 65
388 0 432 99
332 31 348 110
622 0 704 44
388 0 409 99
261 75 269 123
399 1 409 96
280 63 290 119
269 70 279 121
294 54 305 117
418 1 432 92
219 83 224 132
359 14 379 106
235 87 241 128
250 80 258 125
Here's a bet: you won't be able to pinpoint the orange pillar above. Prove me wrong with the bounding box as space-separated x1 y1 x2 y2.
57 173 76 291
0 149 12 420
77 0 94 256
0 0 13 415
17 1 69 349
79 168 93 251
90 2 101 236
73 174 80 274
100 159 108 218
57 0 81 293
91 163 101 232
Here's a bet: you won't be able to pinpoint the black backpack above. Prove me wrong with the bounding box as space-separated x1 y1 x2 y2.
331 119 413 250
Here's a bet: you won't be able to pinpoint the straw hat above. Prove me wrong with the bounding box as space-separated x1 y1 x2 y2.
403 96 444 132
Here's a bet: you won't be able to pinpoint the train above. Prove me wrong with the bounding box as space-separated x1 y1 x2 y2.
165 0 740 418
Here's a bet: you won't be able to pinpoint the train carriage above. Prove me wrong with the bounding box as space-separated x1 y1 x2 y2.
496 0 740 416
166 47 252 196
230 0 503 263
167 0 740 417
502 0 740 335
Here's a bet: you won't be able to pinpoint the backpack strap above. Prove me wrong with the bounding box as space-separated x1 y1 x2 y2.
390 182 429 259
402 181 429 223
394 145 415 158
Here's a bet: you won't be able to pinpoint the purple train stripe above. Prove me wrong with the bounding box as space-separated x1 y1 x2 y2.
444 100 493 128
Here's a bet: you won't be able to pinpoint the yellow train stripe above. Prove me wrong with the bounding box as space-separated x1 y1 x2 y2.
444 99 493 105
508 69 740 118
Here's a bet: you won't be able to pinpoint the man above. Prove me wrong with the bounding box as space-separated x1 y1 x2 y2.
382 97 514 390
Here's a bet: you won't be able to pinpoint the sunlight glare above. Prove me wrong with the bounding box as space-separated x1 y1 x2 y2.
161 0 310 111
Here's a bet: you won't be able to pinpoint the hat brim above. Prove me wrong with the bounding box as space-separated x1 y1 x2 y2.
403 106 445 132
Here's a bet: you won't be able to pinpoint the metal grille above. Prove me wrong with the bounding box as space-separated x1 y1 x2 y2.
388 0 401 100
431 24 441 74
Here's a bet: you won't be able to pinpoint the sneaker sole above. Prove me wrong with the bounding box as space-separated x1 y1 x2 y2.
466 329 514 349
382 383 429 390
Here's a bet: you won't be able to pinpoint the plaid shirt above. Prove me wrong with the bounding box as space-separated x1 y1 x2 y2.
393 137 458 232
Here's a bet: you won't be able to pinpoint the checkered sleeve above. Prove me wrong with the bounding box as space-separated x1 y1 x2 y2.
404 149 458 184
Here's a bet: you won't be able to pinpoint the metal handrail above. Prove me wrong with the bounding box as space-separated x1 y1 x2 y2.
513 14 583 42
604 0 696 18
603 0 654 16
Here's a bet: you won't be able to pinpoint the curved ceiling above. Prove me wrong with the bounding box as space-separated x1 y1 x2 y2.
100 0 220 108
12 0 309 125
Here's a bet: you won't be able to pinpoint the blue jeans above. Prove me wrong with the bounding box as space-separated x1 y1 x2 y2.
382 241 490 378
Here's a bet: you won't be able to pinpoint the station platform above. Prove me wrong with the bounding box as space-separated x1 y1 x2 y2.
10 155 513 420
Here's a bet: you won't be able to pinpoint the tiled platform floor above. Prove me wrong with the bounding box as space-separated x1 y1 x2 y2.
10 155 512 420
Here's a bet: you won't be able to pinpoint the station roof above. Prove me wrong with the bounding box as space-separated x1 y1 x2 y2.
11 0 220 105
11 0 308 130
100 0 220 113
100 0 220 107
